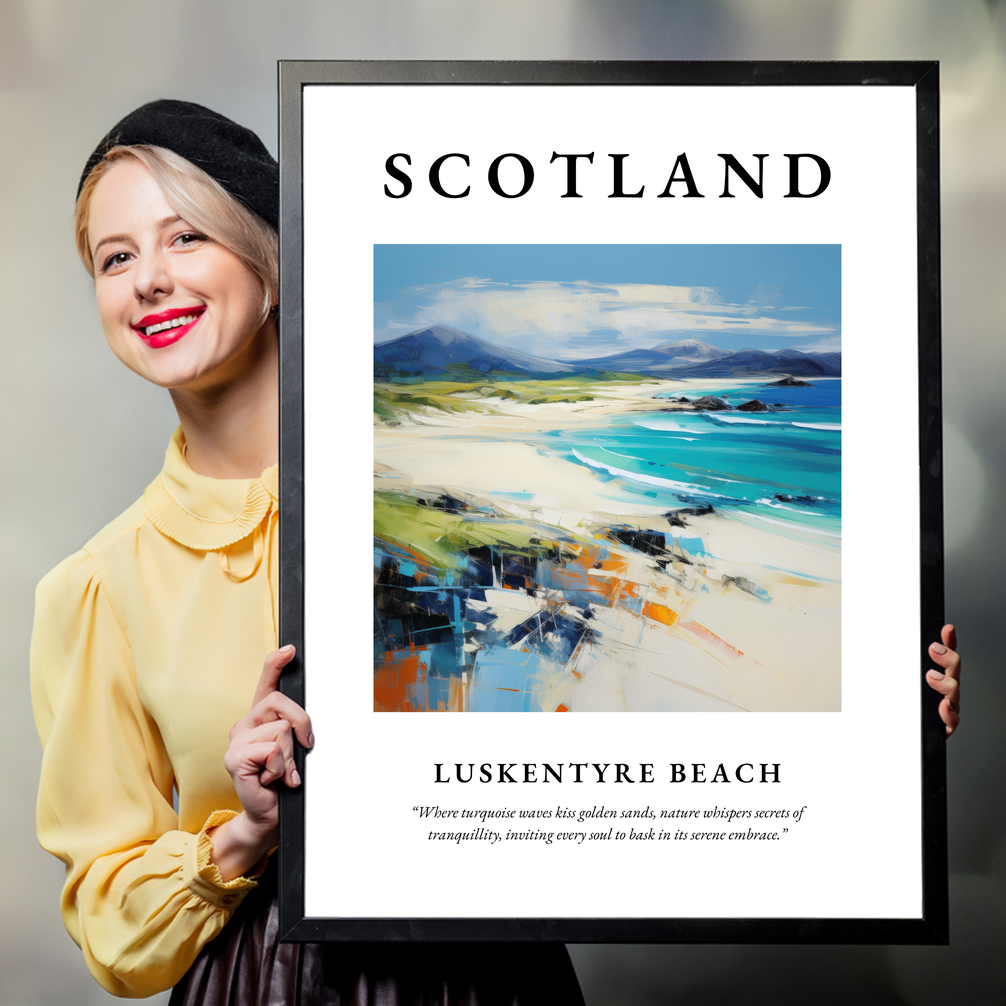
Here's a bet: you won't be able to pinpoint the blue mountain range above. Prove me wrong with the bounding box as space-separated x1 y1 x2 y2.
374 325 841 378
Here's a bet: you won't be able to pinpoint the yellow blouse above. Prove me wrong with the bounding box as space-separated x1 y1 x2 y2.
31 428 279 998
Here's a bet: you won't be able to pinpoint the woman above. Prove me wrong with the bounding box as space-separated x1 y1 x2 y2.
33 99 963 1003
31 100 586 1003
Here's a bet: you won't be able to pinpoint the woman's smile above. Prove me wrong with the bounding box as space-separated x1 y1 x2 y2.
133 305 207 347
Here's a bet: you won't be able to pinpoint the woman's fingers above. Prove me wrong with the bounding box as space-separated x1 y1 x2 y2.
926 667 959 704
926 668 960 736
924 678 961 736
241 644 314 749
224 738 287 788
252 644 296 707
230 719 302 788
927 623 961 737
232 689 314 750
253 691 314 748
259 742 289 787
224 645 311 808
928 645 961 679
928 634 961 683
941 623 958 654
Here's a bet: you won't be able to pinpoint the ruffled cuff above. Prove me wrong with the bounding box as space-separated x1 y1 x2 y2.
182 810 269 910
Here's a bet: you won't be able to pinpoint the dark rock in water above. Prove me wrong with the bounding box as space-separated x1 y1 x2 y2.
657 552 692 569
417 493 469 513
775 493 820 506
375 556 457 650
674 396 690 402
765 375 813 387
665 510 688 528
690 395 732 411
609 528 668 557
677 500 716 517
773 403 786 407
736 399 774 412
722 575 768 601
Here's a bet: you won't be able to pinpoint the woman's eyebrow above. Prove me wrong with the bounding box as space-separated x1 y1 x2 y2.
92 216 185 257
92 232 133 257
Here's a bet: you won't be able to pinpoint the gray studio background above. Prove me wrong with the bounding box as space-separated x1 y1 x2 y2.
2 2 1003 1003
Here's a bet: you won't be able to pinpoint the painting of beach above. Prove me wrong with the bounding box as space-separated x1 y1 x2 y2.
373 245 841 712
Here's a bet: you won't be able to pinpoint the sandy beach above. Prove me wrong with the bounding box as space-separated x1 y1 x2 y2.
373 378 841 713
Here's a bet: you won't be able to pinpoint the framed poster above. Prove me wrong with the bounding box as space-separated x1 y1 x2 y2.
277 61 946 943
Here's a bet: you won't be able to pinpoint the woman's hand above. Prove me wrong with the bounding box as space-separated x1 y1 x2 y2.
209 645 314 881
926 624 961 738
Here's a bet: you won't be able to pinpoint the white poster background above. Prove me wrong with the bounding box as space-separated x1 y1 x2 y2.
301 85 920 920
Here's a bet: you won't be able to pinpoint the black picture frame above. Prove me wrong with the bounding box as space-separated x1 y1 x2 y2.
277 60 945 944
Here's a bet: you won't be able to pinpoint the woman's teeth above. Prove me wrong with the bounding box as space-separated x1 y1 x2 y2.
142 313 199 337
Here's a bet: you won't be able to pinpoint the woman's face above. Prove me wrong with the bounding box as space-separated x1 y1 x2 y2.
87 158 270 393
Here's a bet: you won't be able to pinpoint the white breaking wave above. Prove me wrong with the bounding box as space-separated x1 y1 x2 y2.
705 414 780 425
571 449 732 498
706 415 841 432
632 418 710 433
747 511 842 538
756 499 828 517
599 446 647 462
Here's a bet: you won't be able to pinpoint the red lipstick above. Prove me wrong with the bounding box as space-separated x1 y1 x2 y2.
132 306 205 349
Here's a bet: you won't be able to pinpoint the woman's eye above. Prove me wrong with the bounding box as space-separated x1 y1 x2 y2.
101 251 132 273
173 231 207 248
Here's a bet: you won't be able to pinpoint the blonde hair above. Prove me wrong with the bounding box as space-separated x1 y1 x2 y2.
75 145 278 322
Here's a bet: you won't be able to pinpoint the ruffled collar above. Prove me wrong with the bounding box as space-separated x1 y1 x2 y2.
143 428 278 551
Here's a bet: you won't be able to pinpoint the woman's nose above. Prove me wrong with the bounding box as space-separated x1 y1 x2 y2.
133 249 173 302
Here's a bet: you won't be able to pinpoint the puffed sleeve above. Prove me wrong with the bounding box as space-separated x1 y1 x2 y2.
31 549 262 998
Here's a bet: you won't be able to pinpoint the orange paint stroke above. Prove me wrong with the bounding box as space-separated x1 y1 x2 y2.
449 677 466 712
592 574 643 613
588 575 621 604
642 600 679 627
555 704 570 712
374 645 427 711
595 558 629 576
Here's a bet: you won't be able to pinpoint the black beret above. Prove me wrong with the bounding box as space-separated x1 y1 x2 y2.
77 99 278 228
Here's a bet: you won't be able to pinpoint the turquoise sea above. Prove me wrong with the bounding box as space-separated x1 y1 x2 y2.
540 378 841 542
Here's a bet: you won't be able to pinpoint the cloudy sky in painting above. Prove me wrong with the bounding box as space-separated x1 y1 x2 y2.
374 245 841 360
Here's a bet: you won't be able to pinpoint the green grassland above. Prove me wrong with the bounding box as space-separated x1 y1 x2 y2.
374 489 586 572
374 373 657 421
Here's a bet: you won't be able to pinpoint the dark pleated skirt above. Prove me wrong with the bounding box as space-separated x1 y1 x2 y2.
169 869 585 1006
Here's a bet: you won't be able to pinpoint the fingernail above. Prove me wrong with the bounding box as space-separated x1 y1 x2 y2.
928 670 944 680
280 644 295 654
306 732 315 748
292 768 301 787
931 643 947 655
